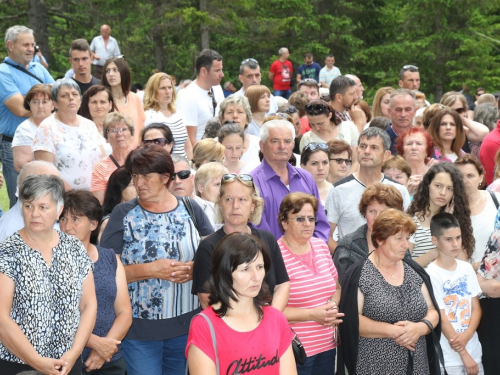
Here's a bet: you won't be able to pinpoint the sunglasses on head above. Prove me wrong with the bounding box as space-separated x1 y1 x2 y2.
304 142 329 152
298 78 318 88
305 103 329 116
172 170 191 180
143 138 171 147
222 173 253 182
403 64 418 71
241 58 258 65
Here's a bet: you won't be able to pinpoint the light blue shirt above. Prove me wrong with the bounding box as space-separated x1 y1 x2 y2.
0 57 55 137
90 36 121 67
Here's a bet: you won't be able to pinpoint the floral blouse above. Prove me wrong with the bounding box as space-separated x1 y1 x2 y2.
478 230 500 281
0 231 93 363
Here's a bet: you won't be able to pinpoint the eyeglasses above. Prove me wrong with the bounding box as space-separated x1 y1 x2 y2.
304 143 329 152
298 78 318 88
289 216 318 223
454 107 467 114
208 89 217 116
402 64 418 71
143 138 171 146
107 127 130 134
222 173 253 182
241 58 258 65
172 170 191 180
30 100 52 106
330 158 352 165
305 103 329 116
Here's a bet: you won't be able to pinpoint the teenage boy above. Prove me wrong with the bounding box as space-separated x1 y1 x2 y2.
427 213 483 375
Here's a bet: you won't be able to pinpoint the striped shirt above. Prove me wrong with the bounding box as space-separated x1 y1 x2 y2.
91 155 118 192
278 236 338 356
144 110 188 157
409 217 435 261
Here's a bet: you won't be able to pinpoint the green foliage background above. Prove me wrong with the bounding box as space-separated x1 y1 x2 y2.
1 0 500 103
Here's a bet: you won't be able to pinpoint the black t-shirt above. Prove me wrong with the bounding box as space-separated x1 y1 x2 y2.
192 227 290 296
71 76 101 96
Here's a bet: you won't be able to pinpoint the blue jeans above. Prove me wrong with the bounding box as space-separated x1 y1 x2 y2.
121 334 187 375
296 348 336 375
1 141 18 209
273 89 292 99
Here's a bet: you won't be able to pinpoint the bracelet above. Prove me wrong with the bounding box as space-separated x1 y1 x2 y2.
420 319 433 334
327 298 338 308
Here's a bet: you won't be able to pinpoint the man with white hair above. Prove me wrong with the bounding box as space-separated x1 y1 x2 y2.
250 120 330 241
0 160 61 241
345 74 364 100
0 25 54 208
269 47 293 99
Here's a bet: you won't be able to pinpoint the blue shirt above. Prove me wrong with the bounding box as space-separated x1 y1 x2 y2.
0 57 54 137
250 159 331 242
386 123 398 155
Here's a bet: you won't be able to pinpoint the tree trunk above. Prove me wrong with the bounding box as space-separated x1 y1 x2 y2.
28 0 53 68
200 0 209 49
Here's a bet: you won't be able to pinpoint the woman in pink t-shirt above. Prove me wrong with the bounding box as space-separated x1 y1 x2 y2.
278 192 343 375
186 233 296 375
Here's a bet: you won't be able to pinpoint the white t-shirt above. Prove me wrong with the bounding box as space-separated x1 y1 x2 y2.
176 82 224 141
241 134 261 164
471 191 500 262
427 260 483 367
12 119 38 148
144 110 188 157
32 114 104 189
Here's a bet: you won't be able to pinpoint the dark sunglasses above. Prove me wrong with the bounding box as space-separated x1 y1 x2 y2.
222 173 253 182
304 143 329 152
208 89 217 116
241 58 258 65
305 103 329 116
143 138 171 146
172 170 191 180
330 158 352 165
454 107 467 114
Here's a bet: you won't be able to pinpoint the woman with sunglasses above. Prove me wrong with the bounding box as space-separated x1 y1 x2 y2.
192 173 290 312
278 192 343 375
101 57 145 147
299 99 359 173
300 143 332 205
143 72 192 159
141 123 174 154
91 112 135 204
100 145 213 375
326 140 352 184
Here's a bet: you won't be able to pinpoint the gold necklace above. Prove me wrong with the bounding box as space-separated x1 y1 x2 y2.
375 257 401 280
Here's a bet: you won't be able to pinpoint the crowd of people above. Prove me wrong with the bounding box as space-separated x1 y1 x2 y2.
2 22 500 375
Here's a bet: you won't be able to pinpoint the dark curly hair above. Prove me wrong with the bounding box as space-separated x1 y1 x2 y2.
408 163 474 258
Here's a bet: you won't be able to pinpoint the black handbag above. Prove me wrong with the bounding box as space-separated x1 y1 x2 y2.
291 328 307 365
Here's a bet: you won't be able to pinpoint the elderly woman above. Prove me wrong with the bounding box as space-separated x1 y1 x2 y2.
300 143 332 205
371 86 394 118
428 107 466 162
101 57 145 147
334 183 404 283
395 127 434 193
245 84 271 136
187 233 296 375
81 85 117 137
278 192 342 375
91 112 135 204
382 155 413 194
194 162 228 229
192 173 290 311
326 139 352 184
33 78 106 189
100 145 213 375
337 209 442 375
455 154 500 269
0 175 96 375
141 123 174 153
191 138 225 170
477 230 500 373
12 84 54 173
218 96 260 164
143 72 192 158
59 190 132 374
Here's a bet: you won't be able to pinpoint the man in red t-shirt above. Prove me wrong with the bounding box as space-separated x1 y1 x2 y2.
269 47 293 99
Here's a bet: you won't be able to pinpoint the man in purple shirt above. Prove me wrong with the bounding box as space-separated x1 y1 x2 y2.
250 119 330 241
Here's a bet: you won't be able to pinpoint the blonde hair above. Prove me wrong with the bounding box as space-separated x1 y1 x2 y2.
215 179 265 225
372 87 394 118
192 138 225 170
143 73 177 113
194 163 228 197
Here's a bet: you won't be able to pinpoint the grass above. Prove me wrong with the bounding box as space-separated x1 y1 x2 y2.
0 167 9 213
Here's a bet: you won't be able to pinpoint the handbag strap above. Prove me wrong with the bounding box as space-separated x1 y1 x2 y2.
3 61 44 84
406 350 414 375
181 196 200 234
489 190 499 209
420 319 448 375
108 154 121 168
198 312 220 374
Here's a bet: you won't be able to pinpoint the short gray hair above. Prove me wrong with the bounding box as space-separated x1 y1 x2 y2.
19 174 65 212
239 59 260 75
17 160 60 187
389 89 416 108
260 119 295 143
474 103 498 131
52 78 81 103
103 112 135 140
279 47 288 56
358 127 391 152
5 25 33 50
171 154 190 169
219 96 253 125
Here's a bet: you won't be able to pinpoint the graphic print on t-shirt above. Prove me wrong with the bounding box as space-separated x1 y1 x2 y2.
443 275 471 332
281 64 290 83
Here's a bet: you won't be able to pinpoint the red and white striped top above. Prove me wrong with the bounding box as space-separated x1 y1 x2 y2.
278 236 338 357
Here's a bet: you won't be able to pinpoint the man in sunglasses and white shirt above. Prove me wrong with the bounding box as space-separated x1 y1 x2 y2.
232 58 278 115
